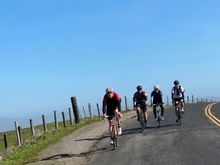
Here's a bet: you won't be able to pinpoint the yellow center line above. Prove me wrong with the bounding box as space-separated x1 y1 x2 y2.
204 102 220 127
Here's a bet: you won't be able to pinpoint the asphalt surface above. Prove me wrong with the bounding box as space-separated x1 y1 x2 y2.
87 103 220 165
211 103 220 120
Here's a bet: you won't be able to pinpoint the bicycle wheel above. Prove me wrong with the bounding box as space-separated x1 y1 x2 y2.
179 110 182 125
113 138 116 150
158 116 161 128
139 111 145 132
111 125 116 150
176 108 181 125
115 137 118 147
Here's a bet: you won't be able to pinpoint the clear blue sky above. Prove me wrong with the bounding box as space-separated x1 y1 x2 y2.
0 0 220 119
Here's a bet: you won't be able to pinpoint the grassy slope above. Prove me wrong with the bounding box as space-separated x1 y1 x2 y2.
0 109 133 165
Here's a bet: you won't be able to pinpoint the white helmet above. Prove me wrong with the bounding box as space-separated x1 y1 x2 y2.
154 85 160 90
106 87 113 93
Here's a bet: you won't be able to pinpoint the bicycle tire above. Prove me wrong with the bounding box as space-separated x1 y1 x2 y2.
158 116 161 128
113 139 116 150
156 106 161 128
176 107 181 125
179 111 182 125
139 111 145 132
115 137 118 147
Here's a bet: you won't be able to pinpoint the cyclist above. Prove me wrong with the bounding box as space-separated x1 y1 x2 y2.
133 85 148 125
171 80 185 122
102 87 122 145
151 85 165 121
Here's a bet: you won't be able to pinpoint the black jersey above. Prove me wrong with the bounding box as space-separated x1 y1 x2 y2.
133 91 147 106
151 90 163 104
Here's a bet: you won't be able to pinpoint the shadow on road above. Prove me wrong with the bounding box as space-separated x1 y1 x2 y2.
39 147 109 162
75 135 109 142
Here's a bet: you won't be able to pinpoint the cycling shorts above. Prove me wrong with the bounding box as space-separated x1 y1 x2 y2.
136 104 147 112
174 98 183 106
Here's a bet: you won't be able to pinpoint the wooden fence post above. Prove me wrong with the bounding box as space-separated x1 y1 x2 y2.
54 111 58 130
96 103 101 117
29 119 36 139
18 126 23 145
187 96 190 104
62 112 66 127
125 96 128 110
4 134 8 150
15 121 21 147
83 106 87 119
88 102 93 118
167 95 169 105
70 96 80 124
69 108 73 125
42 114 48 133
192 95 194 103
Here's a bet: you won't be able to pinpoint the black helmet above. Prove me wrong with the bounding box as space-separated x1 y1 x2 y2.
174 80 180 85
136 85 142 91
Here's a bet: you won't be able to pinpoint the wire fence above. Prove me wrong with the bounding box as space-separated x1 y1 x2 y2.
0 94 216 158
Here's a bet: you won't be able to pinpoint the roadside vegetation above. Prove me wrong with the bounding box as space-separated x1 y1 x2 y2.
0 109 133 165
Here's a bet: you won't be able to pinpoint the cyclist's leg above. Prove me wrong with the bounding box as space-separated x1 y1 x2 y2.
153 105 157 120
107 108 115 140
114 108 120 125
181 99 185 113
136 105 141 121
108 117 114 144
142 105 148 124
114 108 122 135
174 99 180 122
160 104 164 116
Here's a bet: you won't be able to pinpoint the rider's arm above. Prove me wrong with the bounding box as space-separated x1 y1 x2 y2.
102 95 107 115
114 92 121 112
118 98 122 112
171 87 174 103
143 92 148 105
133 93 137 108
159 90 164 104
181 86 185 100
150 92 154 105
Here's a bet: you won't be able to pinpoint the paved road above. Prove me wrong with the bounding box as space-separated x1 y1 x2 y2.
211 103 220 120
87 103 220 165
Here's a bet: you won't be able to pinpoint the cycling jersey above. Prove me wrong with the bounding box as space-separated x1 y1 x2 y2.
102 92 121 116
133 91 147 106
151 90 163 104
172 85 185 99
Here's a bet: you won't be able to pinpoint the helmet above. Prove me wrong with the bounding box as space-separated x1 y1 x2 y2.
136 85 142 91
154 85 160 90
174 80 180 85
106 87 113 93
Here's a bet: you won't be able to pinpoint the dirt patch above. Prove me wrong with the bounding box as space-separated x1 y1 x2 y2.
27 111 136 165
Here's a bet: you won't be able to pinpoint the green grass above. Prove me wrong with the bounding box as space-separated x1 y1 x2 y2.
0 117 102 165
0 109 133 165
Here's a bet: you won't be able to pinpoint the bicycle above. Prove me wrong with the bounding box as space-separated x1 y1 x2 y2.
174 100 182 125
153 104 162 128
104 115 119 150
137 105 147 132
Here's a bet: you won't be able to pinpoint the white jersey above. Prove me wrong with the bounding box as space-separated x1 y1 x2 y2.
172 86 185 99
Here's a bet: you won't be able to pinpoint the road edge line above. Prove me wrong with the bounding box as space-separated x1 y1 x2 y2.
204 103 220 127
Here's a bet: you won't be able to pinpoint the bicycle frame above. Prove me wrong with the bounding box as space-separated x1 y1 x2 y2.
110 116 118 150
105 115 119 150
136 105 147 132
139 109 145 132
153 104 162 128
175 101 182 125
